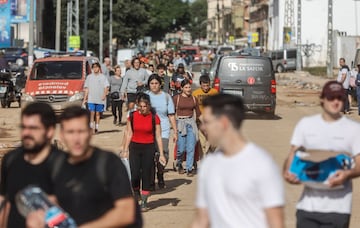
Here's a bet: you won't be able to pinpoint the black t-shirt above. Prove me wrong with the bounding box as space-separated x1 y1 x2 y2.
0 147 60 228
53 148 134 226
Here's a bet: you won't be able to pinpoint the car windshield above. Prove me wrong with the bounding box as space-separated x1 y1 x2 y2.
191 63 211 72
30 61 83 80
219 58 272 78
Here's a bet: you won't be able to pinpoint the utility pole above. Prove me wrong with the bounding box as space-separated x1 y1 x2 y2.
29 0 34 67
109 0 113 65
326 0 333 78
55 0 61 51
84 0 88 56
217 0 220 45
66 0 79 52
99 0 103 61
296 0 302 71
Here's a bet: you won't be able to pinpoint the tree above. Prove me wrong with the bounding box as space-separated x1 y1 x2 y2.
189 0 207 41
53 0 151 54
147 0 191 41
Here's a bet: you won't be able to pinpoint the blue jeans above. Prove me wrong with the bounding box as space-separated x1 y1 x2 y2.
176 124 196 172
357 87 360 114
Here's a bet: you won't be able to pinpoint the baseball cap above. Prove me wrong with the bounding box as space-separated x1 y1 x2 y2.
320 80 346 101
177 63 184 68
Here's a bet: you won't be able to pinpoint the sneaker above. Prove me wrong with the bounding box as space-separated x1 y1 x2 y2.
95 129 98 134
186 170 194 177
141 204 149 212
158 182 166 189
113 118 117 125
178 168 185 174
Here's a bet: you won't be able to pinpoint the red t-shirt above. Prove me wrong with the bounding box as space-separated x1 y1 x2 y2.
129 111 160 144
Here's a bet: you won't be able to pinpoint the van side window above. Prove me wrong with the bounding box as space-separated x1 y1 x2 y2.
276 52 284 59
287 50 297 59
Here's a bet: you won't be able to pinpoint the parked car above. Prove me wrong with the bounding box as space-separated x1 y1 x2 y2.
0 47 29 66
22 55 100 114
265 49 297 73
189 61 211 85
211 54 276 117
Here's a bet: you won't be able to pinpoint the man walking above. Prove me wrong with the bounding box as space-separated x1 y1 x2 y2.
26 106 140 227
83 62 109 134
283 81 360 228
337 58 351 114
192 94 284 228
0 102 61 227
120 58 149 110
192 75 218 156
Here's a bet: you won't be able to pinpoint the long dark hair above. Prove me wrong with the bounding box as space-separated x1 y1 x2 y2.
136 92 156 114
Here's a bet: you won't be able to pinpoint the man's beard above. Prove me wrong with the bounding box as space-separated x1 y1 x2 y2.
22 136 49 154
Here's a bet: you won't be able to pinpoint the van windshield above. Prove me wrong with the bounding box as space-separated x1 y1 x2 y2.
219 58 272 78
30 61 83 80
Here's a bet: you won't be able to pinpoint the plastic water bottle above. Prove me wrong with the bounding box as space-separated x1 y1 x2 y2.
15 185 77 228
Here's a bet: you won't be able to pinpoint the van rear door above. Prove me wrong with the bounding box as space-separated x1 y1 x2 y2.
218 57 274 104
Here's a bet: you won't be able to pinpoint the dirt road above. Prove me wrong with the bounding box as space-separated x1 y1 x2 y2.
1 72 360 227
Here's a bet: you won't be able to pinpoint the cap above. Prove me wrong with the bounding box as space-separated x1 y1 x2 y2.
320 80 346 101
92 62 101 68
177 63 184 68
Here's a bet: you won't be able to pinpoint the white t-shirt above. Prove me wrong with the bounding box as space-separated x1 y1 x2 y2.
290 114 360 214
196 143 284 228
337 67 350 89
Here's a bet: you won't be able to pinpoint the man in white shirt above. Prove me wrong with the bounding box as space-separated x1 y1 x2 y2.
337 58 351 114
283 80 360 228
191 94 284 228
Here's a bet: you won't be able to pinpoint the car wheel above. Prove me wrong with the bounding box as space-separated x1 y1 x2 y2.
15 58 24 66
1 99 6 108
276 64 284 73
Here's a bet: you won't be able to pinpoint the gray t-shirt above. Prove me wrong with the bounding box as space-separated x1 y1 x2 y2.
120 68 149 94
110 76 123 101
84 73 109 104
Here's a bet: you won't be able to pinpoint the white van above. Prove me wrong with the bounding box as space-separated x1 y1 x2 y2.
216 45 235 56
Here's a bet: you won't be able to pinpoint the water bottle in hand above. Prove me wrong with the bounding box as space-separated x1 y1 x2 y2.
16 185 77 228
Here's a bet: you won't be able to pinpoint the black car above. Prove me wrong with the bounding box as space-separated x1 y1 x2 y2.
211 54 276 117
0 47 29 66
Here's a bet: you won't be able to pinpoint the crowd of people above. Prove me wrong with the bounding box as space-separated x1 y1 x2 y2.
1 52 360 228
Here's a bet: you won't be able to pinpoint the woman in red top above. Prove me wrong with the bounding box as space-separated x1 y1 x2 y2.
122 93 166 212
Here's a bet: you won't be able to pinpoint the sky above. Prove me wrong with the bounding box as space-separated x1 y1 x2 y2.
331 0 360 36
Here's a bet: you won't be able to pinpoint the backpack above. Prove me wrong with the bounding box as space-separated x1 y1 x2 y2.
51 149 143 228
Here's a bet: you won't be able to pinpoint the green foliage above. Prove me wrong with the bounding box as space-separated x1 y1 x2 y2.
189 0 207 40
147 0 191 41
51 0 206 54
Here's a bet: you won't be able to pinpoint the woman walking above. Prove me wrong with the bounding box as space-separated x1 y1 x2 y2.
110 65 124 125
147 74 177 189
122 93 166 211
173 79 201 177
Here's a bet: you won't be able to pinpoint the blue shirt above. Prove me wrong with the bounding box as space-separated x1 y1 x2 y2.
147 91 175 138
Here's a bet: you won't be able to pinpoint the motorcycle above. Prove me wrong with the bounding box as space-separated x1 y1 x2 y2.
0 68 21 108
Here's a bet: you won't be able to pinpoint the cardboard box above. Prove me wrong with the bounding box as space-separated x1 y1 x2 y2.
289 149 354 189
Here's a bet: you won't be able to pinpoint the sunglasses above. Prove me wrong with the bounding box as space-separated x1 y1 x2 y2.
326 95 344 101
